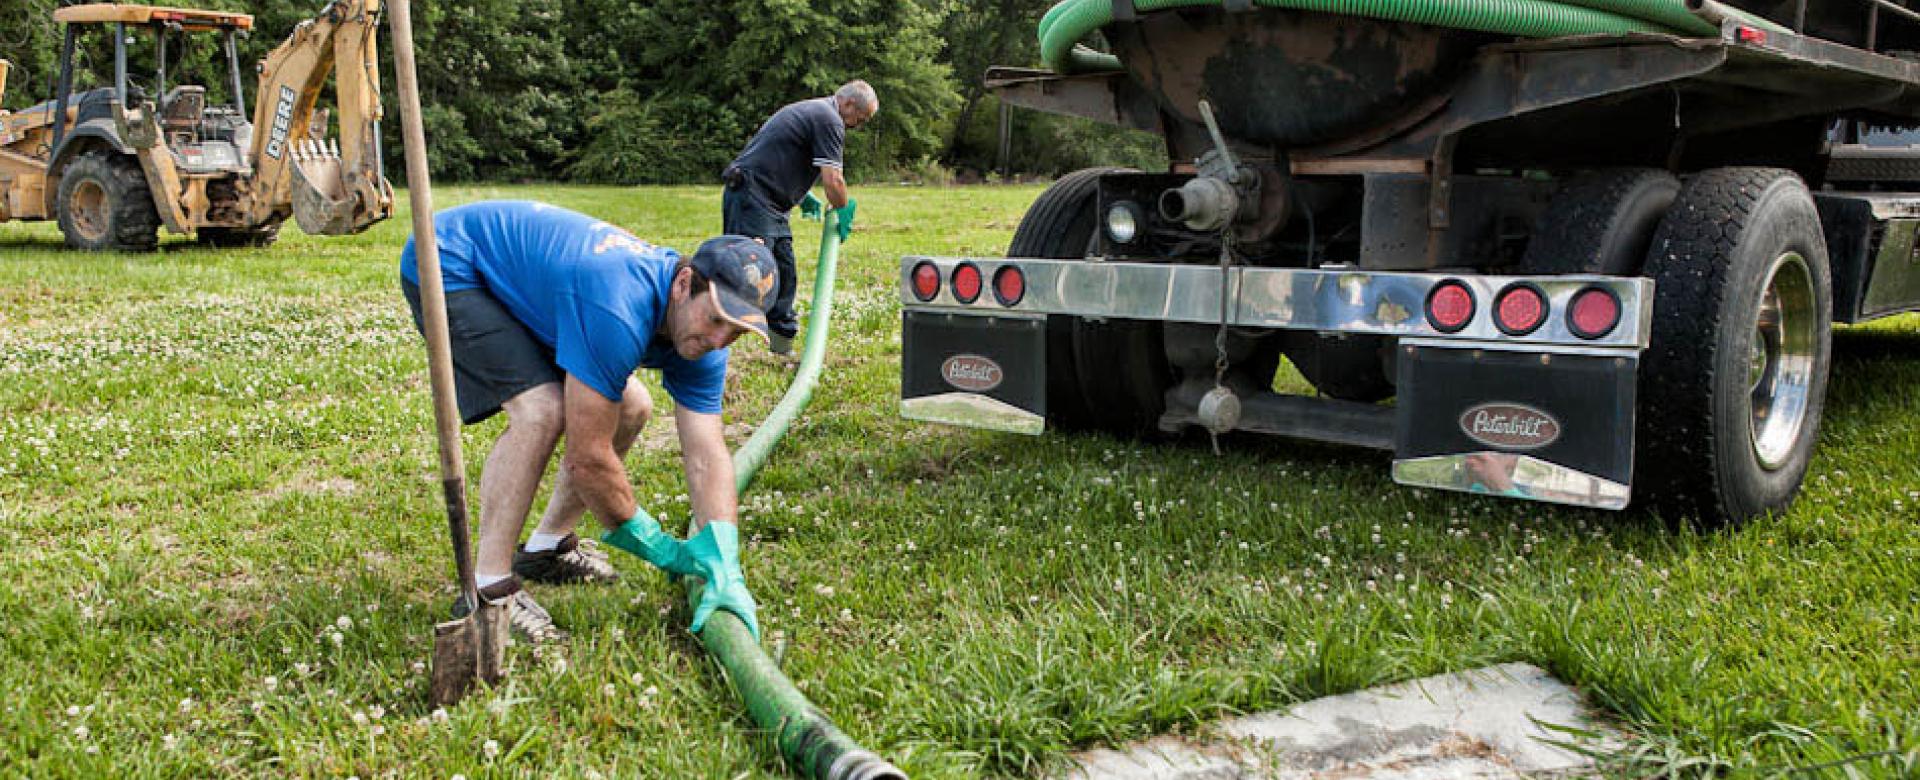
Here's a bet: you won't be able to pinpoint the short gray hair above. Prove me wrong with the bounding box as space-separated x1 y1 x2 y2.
835 80 878 114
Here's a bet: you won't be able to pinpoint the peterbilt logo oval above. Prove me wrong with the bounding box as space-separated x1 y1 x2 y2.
942 354 1003 392
1460 403 1561 449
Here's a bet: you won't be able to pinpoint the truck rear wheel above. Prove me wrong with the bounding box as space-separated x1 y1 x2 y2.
57 153 160 252
1638 168 1832 525
1525 167 1678 275
1008 167 1172 436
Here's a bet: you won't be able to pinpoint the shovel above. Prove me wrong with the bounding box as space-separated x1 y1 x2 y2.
385 0 509 707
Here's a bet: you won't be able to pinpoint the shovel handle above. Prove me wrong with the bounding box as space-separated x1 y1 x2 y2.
387 0 477 608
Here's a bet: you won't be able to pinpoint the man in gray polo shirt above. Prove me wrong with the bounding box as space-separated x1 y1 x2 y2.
722 80 877 353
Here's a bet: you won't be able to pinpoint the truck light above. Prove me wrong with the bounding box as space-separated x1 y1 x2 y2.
992 265 1025 306
1568 286 1622 339
910 261 941 302
952 262 983 304
1493 283 1547 336
1425 280 1475 333
1106 201 1142 244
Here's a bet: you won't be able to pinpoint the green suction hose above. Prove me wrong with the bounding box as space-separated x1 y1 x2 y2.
1036 0 1783 73
684 210 905 780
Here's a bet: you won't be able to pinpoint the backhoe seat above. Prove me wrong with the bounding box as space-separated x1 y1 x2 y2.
160 86 206 135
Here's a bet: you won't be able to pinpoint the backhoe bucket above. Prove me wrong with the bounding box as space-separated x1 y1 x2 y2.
291 139 391 235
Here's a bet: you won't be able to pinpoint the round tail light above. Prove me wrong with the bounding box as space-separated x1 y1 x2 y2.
1568 286 1622 339
910 261 940 302
992 265 1025 306
951 262 983 304
1493 283 1548 336
1425 280 1475 333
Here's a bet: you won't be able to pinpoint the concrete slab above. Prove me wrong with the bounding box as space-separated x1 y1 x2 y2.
1062 663 1620 779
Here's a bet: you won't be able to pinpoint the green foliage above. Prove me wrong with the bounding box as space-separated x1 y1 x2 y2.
1 0 1160 181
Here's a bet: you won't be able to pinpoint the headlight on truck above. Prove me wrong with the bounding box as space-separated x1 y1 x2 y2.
1106 201 1142 244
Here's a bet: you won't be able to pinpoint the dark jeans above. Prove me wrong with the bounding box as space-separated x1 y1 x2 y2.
722 184 799 338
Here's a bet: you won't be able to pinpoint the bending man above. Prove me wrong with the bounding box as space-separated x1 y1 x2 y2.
400 200 770 642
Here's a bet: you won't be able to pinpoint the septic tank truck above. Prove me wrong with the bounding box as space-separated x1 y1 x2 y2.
898 0 1920 525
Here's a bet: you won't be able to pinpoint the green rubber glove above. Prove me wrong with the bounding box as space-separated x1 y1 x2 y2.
799 191 824 221
684 521 760 640
601 509 697 576
831 199 857 243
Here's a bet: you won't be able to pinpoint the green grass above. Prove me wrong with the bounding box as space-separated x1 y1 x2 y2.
2 184 1917 778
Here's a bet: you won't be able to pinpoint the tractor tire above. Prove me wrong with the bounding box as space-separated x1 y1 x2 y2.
57 153 160 252
1638 167 1832 526
197 222 283 249
1525 167 1679 275
1008 167 1173 437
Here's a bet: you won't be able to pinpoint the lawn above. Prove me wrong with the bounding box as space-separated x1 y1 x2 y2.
1 184 1916 778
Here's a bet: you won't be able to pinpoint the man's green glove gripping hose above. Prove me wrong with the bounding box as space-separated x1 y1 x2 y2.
799 192 824 221
683 522 759 639
602 514 760 640
831 200 856 243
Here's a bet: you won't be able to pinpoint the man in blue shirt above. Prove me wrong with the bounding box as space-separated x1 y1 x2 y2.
401 200 775 642
723 80 877 353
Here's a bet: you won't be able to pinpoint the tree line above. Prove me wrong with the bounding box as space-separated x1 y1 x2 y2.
0 0 1162 184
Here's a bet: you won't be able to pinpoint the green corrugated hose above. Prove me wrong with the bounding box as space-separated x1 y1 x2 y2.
1037 0 1769 73
684 210 906 780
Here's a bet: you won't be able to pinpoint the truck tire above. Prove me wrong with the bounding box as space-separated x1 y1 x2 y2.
1638 168 1832 525
1525 167 1679 275
57 152 160 252
197 222 283 249
1008 167 1172 436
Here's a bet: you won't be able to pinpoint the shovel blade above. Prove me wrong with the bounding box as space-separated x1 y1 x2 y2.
428 603 509 707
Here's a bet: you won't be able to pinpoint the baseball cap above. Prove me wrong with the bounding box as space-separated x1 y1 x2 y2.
689 235 779 345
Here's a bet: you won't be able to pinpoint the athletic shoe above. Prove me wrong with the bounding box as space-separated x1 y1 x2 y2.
450 575 566 644
513 534 619 585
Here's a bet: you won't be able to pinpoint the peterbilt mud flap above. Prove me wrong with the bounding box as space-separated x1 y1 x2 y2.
900 310 1046 435
1391 341 1637 510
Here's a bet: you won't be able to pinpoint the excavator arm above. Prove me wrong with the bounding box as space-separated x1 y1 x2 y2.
246 0 392 235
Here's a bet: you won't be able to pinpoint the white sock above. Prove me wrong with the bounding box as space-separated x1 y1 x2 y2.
476 572 512 591
524 531 568 552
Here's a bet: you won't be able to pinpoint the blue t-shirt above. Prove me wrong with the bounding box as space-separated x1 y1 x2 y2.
729 97 845 212
399 200 728 414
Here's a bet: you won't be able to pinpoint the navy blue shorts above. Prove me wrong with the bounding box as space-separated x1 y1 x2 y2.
401 279 560 424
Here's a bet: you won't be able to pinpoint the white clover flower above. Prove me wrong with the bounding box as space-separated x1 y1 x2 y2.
411 661 426 675
369 705 385 720
630 672 645 686
162 733 177 749
330 632 344 647
351 711 369 726
336 615 353 630
73 724 89 739
483 739 501 758
65 705 80 717
263 676 279 692
431 707 450 724
177 698 194 713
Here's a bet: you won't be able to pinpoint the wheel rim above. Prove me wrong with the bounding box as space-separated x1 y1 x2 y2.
70 179 109 242
1749 251 1817 470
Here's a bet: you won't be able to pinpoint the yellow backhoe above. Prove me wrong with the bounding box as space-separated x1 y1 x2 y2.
0 1 391 250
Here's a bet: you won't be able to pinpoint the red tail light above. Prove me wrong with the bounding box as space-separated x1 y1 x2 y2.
952 263 983 304
910 261 940 302
1493 283 1547 336
1425 280 1475 333
1568 286 1622 339
992 265 1025 306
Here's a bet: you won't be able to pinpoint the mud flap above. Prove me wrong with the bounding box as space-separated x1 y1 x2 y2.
900 310 1046 435
1391 343 1637 509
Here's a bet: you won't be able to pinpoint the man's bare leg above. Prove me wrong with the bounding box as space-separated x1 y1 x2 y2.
474 383 566 578
531 378 652 538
